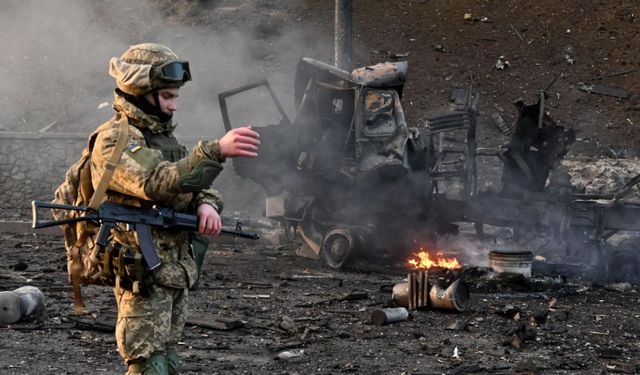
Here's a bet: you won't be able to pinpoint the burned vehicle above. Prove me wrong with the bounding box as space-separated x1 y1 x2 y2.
219 58 478 268
219 58 640 278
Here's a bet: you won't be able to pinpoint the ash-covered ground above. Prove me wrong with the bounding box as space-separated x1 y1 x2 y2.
1 231 639 375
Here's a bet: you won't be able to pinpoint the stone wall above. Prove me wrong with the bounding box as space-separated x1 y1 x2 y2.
0 132 86 209
0 132 220 212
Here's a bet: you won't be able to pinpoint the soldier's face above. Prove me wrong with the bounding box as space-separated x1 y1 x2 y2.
145 87 180 115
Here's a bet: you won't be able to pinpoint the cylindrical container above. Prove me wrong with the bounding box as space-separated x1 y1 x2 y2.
391 282 409 308
0 291 22 324
489 250 533 277
428 279 470 312
13 286 45 321
370 307 409 325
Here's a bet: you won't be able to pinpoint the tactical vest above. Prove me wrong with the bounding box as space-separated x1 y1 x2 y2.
139 128 210 288
139 129 188 162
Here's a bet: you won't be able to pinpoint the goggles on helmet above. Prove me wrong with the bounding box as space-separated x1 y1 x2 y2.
157 61 192 82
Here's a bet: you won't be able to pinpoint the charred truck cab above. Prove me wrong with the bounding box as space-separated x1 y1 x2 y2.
219 58 479 268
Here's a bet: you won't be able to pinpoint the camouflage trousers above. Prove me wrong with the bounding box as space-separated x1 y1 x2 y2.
114 283 189 366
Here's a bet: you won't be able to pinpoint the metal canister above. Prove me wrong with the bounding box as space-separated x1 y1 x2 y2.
391 282 409 307
13 286 45 321
370 307 409 325
0 291 21 324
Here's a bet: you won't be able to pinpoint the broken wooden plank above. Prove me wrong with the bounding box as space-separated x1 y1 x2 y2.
578 83 631 99
288 274 336 280
187 314 244 331
294 292 368 307
0 221 60 235
266 340 304 352
589 68 636 82
66 316 116 332
241 294 271 299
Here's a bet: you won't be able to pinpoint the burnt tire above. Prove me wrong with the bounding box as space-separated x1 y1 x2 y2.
319 228 355 269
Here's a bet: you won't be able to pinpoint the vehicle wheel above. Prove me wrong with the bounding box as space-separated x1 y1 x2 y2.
320 228 355 269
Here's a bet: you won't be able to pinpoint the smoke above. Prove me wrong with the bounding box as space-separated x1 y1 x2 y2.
0 0 333 214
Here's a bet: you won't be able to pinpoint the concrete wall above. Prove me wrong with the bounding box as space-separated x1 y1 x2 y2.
0 132 86 209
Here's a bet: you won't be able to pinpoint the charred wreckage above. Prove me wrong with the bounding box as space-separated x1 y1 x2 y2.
220 57 640 280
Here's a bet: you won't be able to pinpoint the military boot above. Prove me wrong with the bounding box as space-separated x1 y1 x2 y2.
166 351 182 374
127 353 169 375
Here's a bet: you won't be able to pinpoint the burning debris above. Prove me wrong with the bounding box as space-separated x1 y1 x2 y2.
408 249 462 270
390 250 470 316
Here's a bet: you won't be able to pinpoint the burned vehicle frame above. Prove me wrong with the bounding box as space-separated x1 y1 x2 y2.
219 57 640 279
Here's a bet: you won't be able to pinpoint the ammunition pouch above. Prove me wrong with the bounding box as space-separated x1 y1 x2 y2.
83 241 154 296
177 159 223 192
112 243 155 296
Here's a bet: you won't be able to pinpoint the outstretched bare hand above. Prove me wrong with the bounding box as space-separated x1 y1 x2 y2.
219 126 260 158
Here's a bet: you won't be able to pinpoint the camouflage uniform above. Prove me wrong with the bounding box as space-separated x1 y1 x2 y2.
92 43 225 374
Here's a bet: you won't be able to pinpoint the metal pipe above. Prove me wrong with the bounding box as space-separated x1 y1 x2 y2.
428 279 470 312
371 307 409 325
334 0 353 71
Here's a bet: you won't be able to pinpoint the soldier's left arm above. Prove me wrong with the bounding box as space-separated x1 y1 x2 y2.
194 188 224 214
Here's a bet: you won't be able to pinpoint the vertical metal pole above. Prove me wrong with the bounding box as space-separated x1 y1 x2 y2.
335 0 353 71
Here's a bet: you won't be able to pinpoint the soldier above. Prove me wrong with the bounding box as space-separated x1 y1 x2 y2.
95 43 260 374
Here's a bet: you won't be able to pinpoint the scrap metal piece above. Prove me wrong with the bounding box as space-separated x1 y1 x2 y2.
491 112 512 135
407 270 429 310
392 282 409 307
351 61 408 87
578 83 631 99
428 279 470 312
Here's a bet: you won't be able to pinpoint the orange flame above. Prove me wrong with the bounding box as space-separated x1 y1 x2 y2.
407 249 461 270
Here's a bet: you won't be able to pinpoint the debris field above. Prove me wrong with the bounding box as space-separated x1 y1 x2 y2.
1 232 639 374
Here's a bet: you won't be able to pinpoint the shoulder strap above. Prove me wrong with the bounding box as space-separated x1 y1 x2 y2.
87 116 130 209
70 116 129 316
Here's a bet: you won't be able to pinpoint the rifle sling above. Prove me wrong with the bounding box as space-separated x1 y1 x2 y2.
88 117 130 209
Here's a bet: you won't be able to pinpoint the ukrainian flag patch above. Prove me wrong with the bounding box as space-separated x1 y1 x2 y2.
129 145 142 153
126 145 161 170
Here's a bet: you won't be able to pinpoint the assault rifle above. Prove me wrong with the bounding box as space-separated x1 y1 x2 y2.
31 200 260 271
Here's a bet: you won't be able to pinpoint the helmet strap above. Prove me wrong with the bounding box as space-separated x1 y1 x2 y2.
152 90 161 110
117 88 172 124
150 90 173 123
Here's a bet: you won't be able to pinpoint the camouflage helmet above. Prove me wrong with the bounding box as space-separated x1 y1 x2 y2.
109 43 192 96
